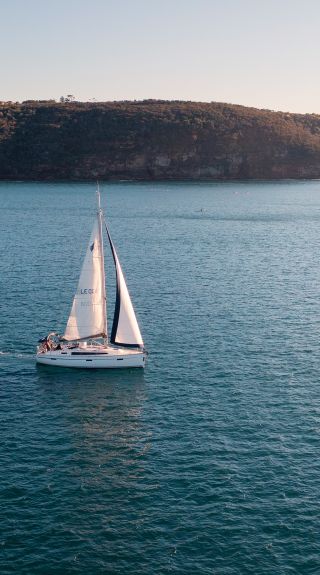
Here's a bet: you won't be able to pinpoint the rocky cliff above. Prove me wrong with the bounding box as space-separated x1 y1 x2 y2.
1 100 320 180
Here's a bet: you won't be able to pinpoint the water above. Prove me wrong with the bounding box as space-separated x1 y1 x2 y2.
1 180 320 574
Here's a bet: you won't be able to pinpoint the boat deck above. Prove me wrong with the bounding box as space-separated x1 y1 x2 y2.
68 345 141 356
39 344 142 356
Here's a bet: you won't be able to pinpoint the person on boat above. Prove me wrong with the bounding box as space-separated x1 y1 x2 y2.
40 338 49 352
37 337 47 353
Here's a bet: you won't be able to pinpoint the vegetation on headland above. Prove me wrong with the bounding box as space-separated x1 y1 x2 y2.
1 99 320 180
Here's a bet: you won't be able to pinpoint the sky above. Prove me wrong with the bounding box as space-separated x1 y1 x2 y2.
1 0 320 113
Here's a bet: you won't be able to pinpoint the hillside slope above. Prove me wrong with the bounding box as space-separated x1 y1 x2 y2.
1 100 320 180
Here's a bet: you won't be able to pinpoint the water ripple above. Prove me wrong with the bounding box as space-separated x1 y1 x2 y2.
1 181 320 574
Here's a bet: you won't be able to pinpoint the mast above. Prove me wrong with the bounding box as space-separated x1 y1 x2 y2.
97 182 108 341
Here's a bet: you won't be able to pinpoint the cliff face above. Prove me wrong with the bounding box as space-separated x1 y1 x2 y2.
1 100 320 180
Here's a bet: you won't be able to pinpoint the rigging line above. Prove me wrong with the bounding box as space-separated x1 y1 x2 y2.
97 185 108 342
104 219 121 344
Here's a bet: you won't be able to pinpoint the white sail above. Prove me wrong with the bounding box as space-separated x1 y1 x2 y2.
63 216 107 341
106 226 144 348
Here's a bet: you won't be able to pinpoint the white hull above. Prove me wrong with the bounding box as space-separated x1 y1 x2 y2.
36 345 145 369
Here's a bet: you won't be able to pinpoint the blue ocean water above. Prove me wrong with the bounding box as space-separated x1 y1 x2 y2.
1 180 320 574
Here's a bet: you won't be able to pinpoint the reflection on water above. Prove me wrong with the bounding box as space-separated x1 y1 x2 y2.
36 367 150 487
36 363 145 389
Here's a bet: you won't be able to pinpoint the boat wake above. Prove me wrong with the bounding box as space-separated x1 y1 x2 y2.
0 351 34 359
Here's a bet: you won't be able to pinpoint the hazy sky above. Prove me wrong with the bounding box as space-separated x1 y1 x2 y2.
1 0 320 113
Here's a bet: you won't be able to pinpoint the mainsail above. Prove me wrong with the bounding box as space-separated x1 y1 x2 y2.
106 225 144 348
63 216 107 341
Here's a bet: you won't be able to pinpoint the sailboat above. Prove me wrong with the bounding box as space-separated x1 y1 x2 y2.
36 187 146 368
